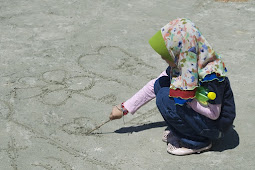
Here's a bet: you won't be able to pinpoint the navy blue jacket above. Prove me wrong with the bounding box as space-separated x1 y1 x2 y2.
166 66 236 132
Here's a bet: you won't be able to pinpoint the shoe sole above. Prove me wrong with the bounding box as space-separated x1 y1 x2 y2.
162 138 167 143
194 143 212 154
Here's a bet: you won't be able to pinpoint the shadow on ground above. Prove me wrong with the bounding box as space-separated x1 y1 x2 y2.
115 122 239 152
211 126 239 152
114 121 167 133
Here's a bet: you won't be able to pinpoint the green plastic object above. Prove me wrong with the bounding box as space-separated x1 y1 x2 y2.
149 30 173 61
195 86 216 105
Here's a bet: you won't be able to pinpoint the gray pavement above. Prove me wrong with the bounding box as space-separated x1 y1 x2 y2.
0 0 254 169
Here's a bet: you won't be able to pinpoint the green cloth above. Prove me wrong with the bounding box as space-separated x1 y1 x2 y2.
149 30 172 61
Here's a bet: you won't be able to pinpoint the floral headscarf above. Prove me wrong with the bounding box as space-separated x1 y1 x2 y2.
160 18 227 103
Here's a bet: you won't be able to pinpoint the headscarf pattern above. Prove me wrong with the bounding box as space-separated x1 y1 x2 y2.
161 18 227 102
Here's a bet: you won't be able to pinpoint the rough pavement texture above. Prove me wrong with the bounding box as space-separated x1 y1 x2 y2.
0 0 254 169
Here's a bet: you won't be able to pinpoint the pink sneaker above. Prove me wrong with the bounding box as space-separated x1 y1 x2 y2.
167 141 212 156
162 130 181 145
162 130 173 143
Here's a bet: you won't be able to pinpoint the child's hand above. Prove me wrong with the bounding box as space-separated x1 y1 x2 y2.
109 105 123 120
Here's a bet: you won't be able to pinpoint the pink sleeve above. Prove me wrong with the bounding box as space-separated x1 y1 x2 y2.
123 71 168 114
187 100 221 120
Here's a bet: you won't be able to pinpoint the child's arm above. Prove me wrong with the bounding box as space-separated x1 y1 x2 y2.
187 78 225 120
187 100 221 120
110 70 168 120
124 71 168 114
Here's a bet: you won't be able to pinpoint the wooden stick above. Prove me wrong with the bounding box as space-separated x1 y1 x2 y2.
86 119 111 135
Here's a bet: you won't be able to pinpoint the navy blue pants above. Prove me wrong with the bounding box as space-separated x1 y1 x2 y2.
154 76 222 149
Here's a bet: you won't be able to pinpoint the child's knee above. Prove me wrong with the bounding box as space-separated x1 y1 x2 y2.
154 79 161 95
154 76 170 95
155 87 170 104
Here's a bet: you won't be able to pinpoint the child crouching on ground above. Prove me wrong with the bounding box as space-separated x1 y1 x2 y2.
109 18 236 156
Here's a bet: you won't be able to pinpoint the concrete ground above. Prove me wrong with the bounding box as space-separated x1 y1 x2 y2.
0 0 254 169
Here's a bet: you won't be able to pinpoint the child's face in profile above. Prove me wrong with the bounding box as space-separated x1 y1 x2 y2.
161 56 176 67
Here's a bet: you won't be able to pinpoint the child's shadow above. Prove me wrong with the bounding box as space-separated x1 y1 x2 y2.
211 126 239 152
114 121 167 133
115 122 239 152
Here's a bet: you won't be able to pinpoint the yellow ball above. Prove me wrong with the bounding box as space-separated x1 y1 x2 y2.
207 92 216 100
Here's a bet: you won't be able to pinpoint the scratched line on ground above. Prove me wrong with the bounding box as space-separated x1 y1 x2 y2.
0 46 158 169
